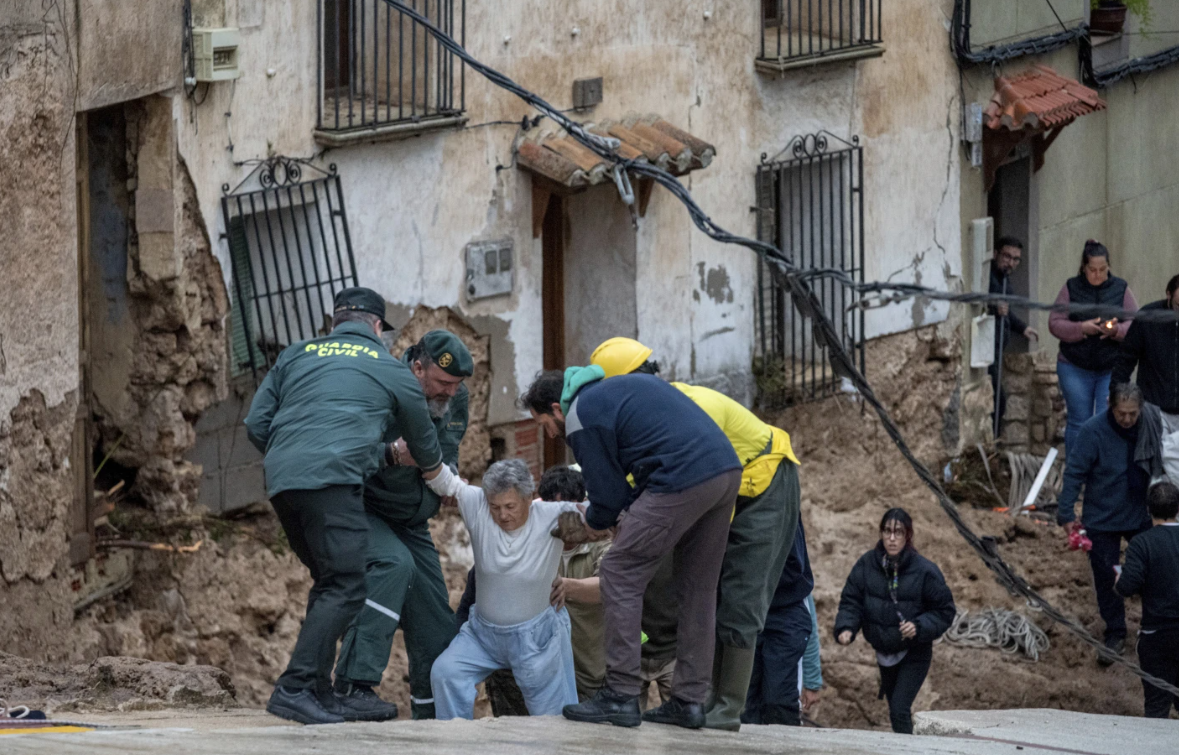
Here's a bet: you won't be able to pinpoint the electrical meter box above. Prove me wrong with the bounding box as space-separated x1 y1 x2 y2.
465 239 514 300
193 28 241 82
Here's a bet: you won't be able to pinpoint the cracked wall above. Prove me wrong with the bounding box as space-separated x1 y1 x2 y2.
0 3 84 654
87 97 230 516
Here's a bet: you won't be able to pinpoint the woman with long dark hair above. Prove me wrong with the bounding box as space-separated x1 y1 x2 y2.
1048 240 1138 454
833 508 955 734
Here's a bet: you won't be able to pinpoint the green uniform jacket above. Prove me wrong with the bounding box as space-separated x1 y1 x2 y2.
364 354 469 527
245 322 444 497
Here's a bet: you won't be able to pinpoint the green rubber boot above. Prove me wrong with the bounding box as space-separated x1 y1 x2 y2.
703 644 756 732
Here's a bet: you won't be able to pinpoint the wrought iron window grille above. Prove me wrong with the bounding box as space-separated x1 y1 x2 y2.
754 131 865 407
317 0 466 136
221 157 360 381
758 0 884 71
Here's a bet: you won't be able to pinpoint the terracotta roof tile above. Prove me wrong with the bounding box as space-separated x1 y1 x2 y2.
984 65 1106 132
518 116 715 189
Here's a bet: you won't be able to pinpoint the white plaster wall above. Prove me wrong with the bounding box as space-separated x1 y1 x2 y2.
174 0 962 419
958 26 1179 366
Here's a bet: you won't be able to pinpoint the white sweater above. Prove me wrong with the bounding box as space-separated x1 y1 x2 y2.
456 485 580 627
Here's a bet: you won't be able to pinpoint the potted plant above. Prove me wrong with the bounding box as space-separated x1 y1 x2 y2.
1090 0 1152 35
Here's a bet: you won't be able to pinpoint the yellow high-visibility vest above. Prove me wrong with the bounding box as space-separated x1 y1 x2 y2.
672 383 799 498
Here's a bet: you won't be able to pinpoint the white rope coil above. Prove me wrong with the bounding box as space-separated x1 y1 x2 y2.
941 608 1050 662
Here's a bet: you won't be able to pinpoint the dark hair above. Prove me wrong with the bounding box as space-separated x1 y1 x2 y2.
633 359 661 375
1110 382 1143 408
520 370 565 415
1166 274 1179 299
996 236 1024 252
1148 482 1179 521
332 310 381 329
879 507 915 550
1079 239 1111 277
538 465 586 502
404 338 436 368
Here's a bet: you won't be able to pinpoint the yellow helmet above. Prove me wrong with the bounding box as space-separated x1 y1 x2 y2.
591 337 653 378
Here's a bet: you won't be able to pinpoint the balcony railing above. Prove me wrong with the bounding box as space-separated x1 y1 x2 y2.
316 0 466 144
758 0 884 73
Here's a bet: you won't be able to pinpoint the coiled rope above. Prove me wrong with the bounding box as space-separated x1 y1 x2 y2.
942 609 1051 662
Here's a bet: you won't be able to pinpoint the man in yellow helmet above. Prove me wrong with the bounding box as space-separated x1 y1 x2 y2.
590 337 801 732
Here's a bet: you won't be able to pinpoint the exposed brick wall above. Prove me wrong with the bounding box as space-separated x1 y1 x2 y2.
490 418 543 482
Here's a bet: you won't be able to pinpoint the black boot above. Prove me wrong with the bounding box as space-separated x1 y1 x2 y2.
1097 636 1125 667
266 686 346 725
642 696 706 729
333 682 399 722
562 687 642 727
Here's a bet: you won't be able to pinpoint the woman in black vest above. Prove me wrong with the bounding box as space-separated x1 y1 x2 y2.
1048 240 1139 455
833 508 955 734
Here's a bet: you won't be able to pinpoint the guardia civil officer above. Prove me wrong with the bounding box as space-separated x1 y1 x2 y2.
334 330 473 720
245 288 465 725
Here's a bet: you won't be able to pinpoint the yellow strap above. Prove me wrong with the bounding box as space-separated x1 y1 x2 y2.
739 426 799 498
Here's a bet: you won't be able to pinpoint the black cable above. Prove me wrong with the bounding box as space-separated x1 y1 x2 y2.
1043 0 1068 33
383 0 1179 697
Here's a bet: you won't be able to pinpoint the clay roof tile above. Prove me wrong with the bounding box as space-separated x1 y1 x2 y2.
984 65 1106 134
517 116 716 188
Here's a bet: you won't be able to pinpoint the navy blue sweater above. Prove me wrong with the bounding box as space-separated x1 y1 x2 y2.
566 374 741 530
1057 410 1152 532
770 520 814 610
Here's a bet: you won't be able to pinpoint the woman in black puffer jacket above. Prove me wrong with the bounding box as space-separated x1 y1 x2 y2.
833 508 955 734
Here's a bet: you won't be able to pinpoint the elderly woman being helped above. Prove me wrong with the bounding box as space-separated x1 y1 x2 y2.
430 459 593 718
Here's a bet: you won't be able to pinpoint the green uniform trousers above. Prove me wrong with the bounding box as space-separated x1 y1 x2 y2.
717 461 801 649
334 511 456 719
270 485 368 693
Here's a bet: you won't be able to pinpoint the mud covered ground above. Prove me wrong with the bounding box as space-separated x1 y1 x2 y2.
1 326 1147 725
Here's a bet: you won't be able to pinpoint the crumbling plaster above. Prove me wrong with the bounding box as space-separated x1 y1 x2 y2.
174 0 962 424
0 3 82 595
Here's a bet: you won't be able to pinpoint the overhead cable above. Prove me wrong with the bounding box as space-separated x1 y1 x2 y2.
381 0 1179 697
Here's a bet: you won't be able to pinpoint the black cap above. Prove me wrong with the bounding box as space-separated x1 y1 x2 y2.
333 287 393 331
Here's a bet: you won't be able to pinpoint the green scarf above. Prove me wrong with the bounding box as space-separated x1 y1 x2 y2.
560 365 605 415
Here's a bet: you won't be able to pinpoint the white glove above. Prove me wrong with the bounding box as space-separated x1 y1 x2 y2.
425 463 465 498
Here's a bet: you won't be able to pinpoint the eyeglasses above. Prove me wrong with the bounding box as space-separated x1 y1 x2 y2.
998 251 1022 265
881 528 906 540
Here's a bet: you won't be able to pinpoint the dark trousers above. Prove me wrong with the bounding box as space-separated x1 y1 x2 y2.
600 469 741 703
989 362 1007 431
1088 528 1150 640
878 645 932 734
1138 628 1179 718
717 461 800 650
335 514 455 719
271 485 368 692
741 599 811 726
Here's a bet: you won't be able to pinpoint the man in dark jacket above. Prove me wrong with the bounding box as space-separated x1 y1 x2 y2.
1113 274 1179 415
1115 481 1179 718
1113 275 1179 485
742 521 814 726
334 330 473 720
522 368 741 729
245 288 454 725
1057 382 1153 663
988 237 1039 429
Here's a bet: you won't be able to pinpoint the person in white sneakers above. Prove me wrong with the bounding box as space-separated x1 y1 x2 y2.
427 458 602 718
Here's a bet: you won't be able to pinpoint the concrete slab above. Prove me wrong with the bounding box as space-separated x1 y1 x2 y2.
1 710 1165 755
915 708 1175 755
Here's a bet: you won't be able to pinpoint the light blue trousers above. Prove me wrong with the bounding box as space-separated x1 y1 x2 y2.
431 605 578 719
